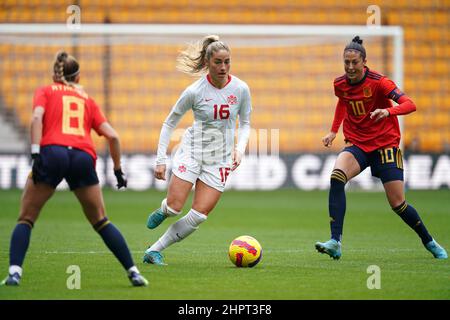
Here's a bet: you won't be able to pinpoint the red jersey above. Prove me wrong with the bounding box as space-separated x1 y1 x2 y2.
331 67 415 153
33 83 106 160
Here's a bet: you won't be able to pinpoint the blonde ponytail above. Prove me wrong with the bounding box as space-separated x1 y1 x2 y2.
52 51 80 86
176 35 230 75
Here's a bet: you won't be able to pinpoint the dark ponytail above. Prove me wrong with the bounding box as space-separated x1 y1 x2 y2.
344 36 366 59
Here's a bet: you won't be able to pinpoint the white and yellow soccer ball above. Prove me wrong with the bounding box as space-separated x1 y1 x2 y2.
228 235 262 267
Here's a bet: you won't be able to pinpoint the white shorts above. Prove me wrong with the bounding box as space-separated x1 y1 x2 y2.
171 147 231 192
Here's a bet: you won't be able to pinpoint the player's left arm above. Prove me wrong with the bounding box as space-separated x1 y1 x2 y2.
92 100 127 188
233 85 252 171
97 122 121 170
370 77 416 122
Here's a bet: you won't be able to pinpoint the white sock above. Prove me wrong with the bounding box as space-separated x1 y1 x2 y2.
148 209 207 252
127 265 139 275
161 198 181 217
9 265 22 277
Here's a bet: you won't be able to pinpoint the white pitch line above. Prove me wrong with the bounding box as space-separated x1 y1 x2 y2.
43 251 143 254
40 248 417 254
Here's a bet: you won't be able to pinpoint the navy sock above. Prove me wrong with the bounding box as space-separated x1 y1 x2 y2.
9 221 33 267
94 218 134 270
392 202 432 245
329 169 347 242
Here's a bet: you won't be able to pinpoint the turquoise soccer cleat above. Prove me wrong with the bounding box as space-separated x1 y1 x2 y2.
128 271 149 287
425 239 448 259
143 250 167 266
0 273 21 286
315 239 342 260
146 208 167 229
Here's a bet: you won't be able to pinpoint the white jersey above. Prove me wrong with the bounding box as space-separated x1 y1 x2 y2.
156 74 252 166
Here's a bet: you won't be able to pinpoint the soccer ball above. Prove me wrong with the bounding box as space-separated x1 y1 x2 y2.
228 235 262 268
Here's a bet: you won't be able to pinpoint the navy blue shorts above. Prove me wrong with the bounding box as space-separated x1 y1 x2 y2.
343 145 404 183
34 145 99 190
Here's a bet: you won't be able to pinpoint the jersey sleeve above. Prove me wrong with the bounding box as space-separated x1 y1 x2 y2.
164 86 194 128
236 84 252 154
380 77 405 103
33 86 48 110
379 77 416 116
386 94 417 116
156 87 194 165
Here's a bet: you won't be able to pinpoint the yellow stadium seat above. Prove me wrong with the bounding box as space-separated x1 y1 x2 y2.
1 1 448 153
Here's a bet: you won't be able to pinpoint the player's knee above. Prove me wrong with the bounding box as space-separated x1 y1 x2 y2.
163 198 182 216
17 218 35 229
385 188 405 209
92 216 110 232
391 200 407 213
330 169 348 187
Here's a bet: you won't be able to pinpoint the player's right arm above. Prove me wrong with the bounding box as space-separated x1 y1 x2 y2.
30 107 45 184
155 87 194 180
323 99 345 147
29 87 47 183
31 107 45 153
31 86 48 154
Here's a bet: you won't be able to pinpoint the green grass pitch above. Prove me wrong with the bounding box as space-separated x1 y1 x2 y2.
0 189 449 300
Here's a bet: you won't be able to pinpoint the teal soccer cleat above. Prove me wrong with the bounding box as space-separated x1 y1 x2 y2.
425 239 448 259
0 273 21 286
146 208 167 229
315 239 342 260
143 250 167 266
128 271 149 287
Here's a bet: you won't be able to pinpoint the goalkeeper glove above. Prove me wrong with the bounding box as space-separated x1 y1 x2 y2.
114 168 127 189
31 152 44 184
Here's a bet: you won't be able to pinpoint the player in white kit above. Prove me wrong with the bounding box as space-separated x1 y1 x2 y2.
143 35 252 265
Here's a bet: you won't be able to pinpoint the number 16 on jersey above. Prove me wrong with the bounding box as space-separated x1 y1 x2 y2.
214 104 230 120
